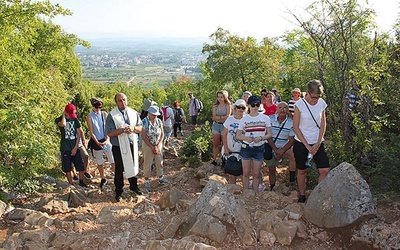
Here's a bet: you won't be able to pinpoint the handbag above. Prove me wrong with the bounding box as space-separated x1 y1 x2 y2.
88 111 106 151
264 119 287 160
223 155 243 176
88 138 105 150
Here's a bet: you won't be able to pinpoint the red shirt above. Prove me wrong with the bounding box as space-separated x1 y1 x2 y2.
263 103 277 116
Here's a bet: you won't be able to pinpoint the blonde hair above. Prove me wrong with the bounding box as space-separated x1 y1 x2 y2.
214 90 231 105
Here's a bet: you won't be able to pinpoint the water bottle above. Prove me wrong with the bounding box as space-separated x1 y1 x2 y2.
272 151 283 163
249 132 254 147
103 145 108 151
305 152 313 168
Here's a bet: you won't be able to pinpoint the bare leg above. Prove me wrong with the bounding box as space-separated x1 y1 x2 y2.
318 168 330 183
66 171 73 184
212 134 221 162
252 160 263 194
297 169 307 195
241 159 251 190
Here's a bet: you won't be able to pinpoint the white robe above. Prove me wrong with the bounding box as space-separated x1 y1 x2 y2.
110 107 139 178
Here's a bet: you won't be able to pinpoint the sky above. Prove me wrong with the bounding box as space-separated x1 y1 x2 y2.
50 0 399 40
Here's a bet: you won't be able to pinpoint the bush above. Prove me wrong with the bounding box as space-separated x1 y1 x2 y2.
180 122 212 167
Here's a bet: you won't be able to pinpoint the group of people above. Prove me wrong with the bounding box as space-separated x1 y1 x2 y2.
56 93 189 202
56 80 329 203
213 80 330 203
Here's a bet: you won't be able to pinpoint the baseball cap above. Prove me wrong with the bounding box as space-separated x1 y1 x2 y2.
65 104 77 119
147 105 160 116
248 95 261 105
272 88 277 91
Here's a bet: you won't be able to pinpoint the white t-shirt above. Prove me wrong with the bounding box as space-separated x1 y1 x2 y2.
223 115 243 153
294 98 327 144
238 113 271 147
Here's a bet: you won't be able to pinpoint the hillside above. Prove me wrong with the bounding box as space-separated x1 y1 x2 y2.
0 125 399 249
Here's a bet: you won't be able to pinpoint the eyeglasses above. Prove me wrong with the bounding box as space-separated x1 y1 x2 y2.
308 91 321 100
250 103 260 107
236 106 246 110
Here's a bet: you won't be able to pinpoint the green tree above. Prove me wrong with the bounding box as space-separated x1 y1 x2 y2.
0 0 88 193
286 0 390 165
202 27 285 93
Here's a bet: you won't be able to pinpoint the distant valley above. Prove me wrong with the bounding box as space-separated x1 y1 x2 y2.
75 37 208 87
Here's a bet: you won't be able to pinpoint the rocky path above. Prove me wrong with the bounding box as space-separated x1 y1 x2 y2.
0 129 399 249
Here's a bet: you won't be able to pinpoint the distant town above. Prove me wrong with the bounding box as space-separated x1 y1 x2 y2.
75 37 208 87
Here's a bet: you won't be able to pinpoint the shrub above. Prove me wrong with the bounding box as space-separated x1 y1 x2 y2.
180 122 212 167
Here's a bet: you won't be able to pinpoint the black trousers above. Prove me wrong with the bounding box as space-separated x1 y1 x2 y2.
112 145 138 196
173 123 182 137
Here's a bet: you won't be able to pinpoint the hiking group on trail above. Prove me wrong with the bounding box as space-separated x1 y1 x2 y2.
56 79 330 203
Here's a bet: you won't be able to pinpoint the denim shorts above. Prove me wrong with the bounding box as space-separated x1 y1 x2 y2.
212 121 224 134
240 144 264 161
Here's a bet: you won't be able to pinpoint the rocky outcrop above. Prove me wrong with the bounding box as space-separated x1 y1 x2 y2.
304 162 376 228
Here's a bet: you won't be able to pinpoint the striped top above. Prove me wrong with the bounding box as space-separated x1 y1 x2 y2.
238 113 271 147
269 114 295 149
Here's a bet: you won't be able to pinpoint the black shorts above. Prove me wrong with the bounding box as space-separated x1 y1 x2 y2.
293 140 330 170
190 115 198 125
61 149 85 172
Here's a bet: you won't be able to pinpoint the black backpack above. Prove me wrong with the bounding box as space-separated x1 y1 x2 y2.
174 108 183 123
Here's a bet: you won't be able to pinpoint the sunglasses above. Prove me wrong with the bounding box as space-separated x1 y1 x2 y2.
250 103 260 107
236 106 246 110
94 105 102 109
261 93 267 96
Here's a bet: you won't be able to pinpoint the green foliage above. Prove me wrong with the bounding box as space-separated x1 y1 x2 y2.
362 133 400 194
202 27 285 92
180 122 212 167
0 0 88 195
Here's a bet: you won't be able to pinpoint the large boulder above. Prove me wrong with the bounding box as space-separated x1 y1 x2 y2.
304 162 376 228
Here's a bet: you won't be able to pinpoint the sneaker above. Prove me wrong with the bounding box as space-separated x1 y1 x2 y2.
73 175 78 181
211 160 218 166
115 195 121 202
298 195 307 203
258 183 266 192
144 181 152 191
84 172 92 179
79 182 88 188
99 178 107 189
130 187 143 195
159 177 170 184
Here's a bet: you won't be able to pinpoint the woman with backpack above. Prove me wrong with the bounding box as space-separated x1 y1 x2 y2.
172 101 186 137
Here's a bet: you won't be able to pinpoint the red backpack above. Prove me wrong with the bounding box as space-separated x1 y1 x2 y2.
161 107 168 121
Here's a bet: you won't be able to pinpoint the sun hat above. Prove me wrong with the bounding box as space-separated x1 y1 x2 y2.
243 91 252 96
233 99 247 107
147 105 160 116
292 88 301 93
65 104 77 119
142 98 157 111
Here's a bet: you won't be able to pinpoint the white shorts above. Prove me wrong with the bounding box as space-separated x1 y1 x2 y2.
92 142 115 165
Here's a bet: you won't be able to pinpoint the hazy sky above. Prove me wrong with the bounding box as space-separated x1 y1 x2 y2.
51 0 399 40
